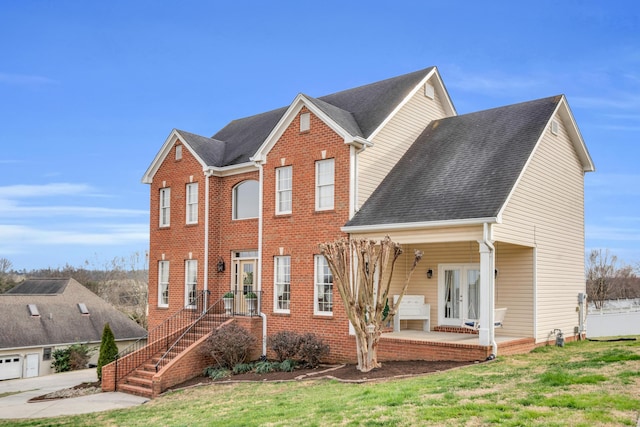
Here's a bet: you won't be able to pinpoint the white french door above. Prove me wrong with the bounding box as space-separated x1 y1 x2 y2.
438 264 480 326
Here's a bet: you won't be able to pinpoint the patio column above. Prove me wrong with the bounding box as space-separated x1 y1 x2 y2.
478 241 495 347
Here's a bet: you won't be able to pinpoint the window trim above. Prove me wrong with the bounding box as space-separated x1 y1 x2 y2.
275 166 292 215
159 187 171 227
158 260 169 308
315 158 335 211
314 255 333 315
186 182 198 224
232 180 259 220
274 256 291 313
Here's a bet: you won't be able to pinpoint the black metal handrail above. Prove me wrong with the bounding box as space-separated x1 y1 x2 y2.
154 297 228 372
113 290 210 388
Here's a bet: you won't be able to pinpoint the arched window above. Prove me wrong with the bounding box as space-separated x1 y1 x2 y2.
233 180 259 219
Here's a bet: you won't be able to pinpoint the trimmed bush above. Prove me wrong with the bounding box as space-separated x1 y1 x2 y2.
298 333 329 368
202 323 256 369
97 323 118 381
269 331 302 362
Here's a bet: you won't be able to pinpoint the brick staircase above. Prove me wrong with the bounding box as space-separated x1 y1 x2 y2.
102 292 232 398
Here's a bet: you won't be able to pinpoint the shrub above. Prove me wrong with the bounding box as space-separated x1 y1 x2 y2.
254 360 278 374
269 331 302 362
297 333 329 368
52 343 93 373
97 323 118 381
232 362 254 374
201 323 256 369
203 366 230 380
279 359 297 372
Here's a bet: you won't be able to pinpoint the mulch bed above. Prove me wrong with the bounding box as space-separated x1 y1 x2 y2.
169 360 479 391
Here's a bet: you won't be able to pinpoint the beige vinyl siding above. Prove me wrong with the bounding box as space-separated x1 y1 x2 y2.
493 242 535 337
357 80 450 207
351 224 483 245
493 114 586 342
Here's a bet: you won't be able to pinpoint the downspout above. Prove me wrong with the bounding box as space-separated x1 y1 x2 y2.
256 160 267 358
483 222 498 357
203 169 214 312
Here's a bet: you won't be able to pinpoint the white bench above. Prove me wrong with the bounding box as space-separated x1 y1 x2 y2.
393 295 430 332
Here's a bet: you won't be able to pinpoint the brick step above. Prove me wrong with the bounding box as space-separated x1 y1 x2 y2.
132 369 155 379
124 375 153 388
118 383 153 398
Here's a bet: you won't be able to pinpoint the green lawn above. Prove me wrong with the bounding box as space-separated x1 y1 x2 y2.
3 337 639 426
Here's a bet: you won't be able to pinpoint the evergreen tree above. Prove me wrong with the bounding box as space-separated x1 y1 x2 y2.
97 323 118 381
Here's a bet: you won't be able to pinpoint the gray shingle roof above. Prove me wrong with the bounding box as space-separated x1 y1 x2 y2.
189 67 435 167
346 96 562 227
0 278 147 349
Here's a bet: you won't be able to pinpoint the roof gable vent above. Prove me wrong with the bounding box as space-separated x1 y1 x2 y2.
28 304 40 317
78 303 89 315
424 83 435 99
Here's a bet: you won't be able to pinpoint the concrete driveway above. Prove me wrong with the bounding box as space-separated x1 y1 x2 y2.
0 369 148 419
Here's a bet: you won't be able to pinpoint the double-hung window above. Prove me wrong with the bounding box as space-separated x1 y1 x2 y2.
276 166 292 214
274 256 291 312
314 255 333 315
316 159 334 210
186 182 198 224
158 261 169 307
185 260 197 308
159 188 171 227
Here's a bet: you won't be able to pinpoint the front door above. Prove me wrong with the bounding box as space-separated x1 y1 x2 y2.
438 264 480 326
231 250 258 313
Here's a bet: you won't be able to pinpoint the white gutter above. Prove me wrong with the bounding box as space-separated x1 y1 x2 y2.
343 217 499 234
483 222 498 357
256 160 267 357
203 169 214 311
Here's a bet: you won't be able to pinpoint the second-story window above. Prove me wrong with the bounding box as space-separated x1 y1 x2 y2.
233 180 259 220
159 187 171 227
186 182 198 224
316 159 334 211
276 166 292 214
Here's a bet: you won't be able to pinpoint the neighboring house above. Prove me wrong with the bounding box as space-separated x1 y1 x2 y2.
104 67 594 397
0 278 146 380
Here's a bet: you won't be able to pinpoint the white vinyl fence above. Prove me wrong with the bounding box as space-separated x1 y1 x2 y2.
586 298 640 338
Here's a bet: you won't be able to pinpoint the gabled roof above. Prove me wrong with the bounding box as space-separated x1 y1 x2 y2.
142 67 453 181
0 278 146 349
345 95 592 230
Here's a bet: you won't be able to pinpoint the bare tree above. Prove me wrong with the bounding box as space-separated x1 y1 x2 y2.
585 249 639 308
319 237 422 372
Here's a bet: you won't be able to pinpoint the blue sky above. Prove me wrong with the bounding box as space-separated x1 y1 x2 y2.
1 1 639 271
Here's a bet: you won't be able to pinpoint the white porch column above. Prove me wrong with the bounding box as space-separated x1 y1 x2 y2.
477 240 495 347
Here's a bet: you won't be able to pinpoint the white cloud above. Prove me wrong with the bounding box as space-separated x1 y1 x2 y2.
448 73 541 93
0 72 58 86
0 183 94 198
0 202 146 218
585 174 640 197
0 224 148 247
586 224 640 242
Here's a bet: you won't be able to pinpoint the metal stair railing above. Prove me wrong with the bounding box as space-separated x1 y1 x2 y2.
154 297 227 372
113 290 209 388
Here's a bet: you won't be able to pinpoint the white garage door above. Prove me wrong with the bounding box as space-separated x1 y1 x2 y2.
0 355 22 380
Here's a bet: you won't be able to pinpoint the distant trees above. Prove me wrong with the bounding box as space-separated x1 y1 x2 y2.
586 249 640 308
0 257 15 293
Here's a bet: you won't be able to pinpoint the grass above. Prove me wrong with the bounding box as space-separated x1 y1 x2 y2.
1 337 639 426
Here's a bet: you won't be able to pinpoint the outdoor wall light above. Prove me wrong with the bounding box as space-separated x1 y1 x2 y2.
495 269 499 278
217 257 226 273
427 269 433 279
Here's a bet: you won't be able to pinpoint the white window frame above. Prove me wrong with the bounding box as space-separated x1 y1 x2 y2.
232 180 259 220
315 159 334 211
186 182 198 224
185 259 197 308
158 260 169 307
314 255 333 315
274 256 291 313
276 166 292 215
159 187 170 227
